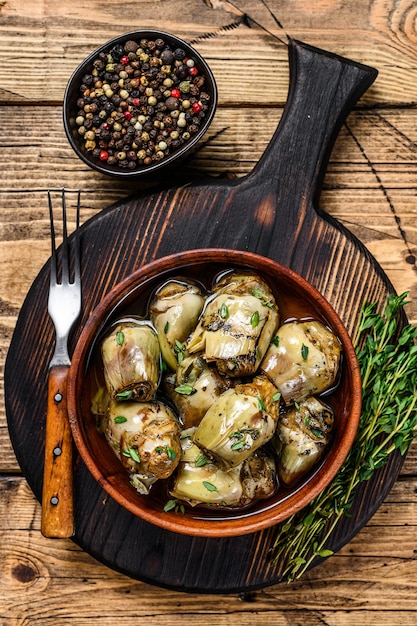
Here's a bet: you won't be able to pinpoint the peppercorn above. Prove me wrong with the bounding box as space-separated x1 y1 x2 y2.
74 35 212 170
123 41 137 54
174 47 186 60
176 65 189 80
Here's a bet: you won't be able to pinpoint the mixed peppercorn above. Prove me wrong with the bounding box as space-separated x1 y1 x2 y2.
74 36 213 170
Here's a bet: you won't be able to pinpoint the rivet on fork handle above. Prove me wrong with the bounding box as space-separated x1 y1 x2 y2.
41 365 74 537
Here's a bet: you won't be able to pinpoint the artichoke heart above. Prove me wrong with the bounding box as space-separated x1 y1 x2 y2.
106 398 181 494
101 319 160 402
149 279 205 371
169 428 243 506
273 396 335 487
261 320 341 404
193 376 280 467
239 448 277 506
163 353 233 429
187 272 279 378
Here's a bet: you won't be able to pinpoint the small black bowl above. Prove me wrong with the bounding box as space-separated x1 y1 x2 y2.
63 30 217 178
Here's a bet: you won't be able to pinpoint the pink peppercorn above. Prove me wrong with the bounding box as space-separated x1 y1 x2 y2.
121 55 130 65
192 102 202 113
99 150 109 161
171 88 181 99
124 111 133 120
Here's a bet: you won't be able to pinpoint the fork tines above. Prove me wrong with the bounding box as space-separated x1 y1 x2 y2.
47 189 81 286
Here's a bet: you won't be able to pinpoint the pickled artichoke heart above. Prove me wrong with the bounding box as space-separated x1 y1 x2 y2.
106 398 181 494
239 448 277 506
91 385 111 434
213 271 276 301
261 320 341 404
169 428 244 506
101 319 160 402
163 354 233 429
170 429 276 508
149 280 205 371
187 272 279 378
194 376 280 467
273 396 335 487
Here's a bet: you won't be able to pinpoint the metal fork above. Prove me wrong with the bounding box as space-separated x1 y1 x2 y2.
41 189 81 538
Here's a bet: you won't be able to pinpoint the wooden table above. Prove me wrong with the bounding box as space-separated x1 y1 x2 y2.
1 1 416 623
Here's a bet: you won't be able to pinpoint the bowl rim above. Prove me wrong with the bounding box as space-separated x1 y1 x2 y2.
67 248 362 537
63 29 218 178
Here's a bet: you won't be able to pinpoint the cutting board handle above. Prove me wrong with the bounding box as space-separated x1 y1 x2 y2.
247 39 377 211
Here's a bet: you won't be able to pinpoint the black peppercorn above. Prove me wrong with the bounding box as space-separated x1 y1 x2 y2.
174 47 186 60
112 44 124 60
176 65 189 80
161 49 174 65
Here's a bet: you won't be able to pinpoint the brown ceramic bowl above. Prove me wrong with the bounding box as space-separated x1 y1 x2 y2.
67 249 361 537
63 30 217 178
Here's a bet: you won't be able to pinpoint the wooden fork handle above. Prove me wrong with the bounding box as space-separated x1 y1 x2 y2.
41 364 74 538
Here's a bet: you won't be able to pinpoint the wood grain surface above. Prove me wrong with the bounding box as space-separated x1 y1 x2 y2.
1 0 417 623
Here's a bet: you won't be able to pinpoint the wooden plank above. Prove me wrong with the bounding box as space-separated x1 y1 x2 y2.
0 1 417 105
1 476 417 623
0 106 416 258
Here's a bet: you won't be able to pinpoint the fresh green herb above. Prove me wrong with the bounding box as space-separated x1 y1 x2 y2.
156 445 177 460
164 321 169 334
230 431 243 440
203 481 217 492
163 499 185 514
114 415 128 424
163 499 177 512
220 303 229 319
271 335 280 347
310 427 323 438
301 343 309 360
175 383 196 396
258 395 266 411
231 440 245 451
122 447 141 463
250 288 274 308
174 338 186 364
195 454 209 467
251 311 260 328
272 391 281 402
271 293 417 581
166 447 176 460
180 432 192 440
116 330 124 346
116 390 134 401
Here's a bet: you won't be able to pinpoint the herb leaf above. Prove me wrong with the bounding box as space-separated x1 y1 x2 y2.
122 447 141 463
220 303 229 319
175 383 196 396
251 311 260 327
203 481 217 492
195 454 209 467
271 293 417 581
116 389 134 401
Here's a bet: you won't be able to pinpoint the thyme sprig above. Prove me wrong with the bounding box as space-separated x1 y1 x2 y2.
270 293 417 581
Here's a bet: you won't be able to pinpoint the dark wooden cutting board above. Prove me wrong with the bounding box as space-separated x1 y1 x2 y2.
5 39 405 593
